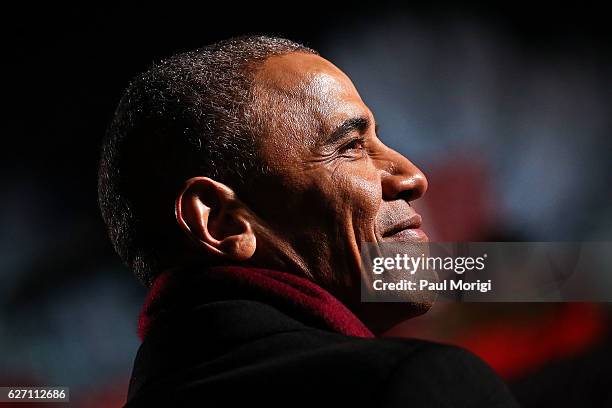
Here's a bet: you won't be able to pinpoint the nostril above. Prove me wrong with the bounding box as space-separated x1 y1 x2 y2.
397 189 417 202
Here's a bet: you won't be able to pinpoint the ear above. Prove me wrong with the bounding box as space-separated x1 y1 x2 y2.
175 177 256 261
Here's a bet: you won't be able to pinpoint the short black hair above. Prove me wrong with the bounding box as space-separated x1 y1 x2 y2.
98 36 317 286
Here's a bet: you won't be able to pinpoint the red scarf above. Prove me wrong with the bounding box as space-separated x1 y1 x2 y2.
138 265 374 340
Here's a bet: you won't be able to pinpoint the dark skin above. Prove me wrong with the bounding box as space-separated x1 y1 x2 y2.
176 52 429 334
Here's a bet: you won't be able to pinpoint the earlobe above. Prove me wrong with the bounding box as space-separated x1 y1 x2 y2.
175 177 256 261
218 220 256 261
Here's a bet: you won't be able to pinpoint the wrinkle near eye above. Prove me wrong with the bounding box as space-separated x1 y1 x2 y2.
307 143 359 165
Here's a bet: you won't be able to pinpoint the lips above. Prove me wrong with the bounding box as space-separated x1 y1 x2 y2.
382 213 429 242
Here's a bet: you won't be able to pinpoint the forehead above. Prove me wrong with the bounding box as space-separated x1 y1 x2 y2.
256 52 356 94
253 52 371 140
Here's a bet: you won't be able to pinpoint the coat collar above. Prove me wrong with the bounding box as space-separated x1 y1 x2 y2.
138 265 374 340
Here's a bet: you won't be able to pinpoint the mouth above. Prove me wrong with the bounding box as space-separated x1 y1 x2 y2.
382 213 429 242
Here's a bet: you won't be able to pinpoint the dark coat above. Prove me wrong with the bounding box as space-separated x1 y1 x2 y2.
124 267 519 407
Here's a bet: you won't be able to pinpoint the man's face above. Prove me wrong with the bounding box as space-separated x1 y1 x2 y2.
244 52 428 308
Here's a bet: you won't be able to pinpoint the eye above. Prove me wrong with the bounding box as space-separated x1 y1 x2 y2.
340 137 366 152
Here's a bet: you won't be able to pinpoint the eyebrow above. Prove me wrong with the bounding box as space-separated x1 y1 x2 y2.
323 116 372 145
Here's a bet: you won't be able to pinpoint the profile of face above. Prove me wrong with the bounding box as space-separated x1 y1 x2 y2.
176 52 429 332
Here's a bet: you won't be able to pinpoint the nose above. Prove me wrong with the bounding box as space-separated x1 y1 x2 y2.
380 148 428 202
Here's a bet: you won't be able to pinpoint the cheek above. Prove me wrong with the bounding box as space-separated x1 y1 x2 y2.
332 162 382 233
